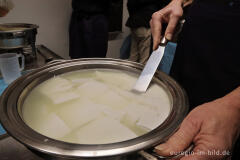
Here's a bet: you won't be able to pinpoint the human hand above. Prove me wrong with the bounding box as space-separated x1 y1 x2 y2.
150 0 183 50
0 0 14 17
0 6 9 17
154 97 240 160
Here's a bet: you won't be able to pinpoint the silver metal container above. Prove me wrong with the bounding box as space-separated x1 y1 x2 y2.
0 58 189 159
0 23 38 49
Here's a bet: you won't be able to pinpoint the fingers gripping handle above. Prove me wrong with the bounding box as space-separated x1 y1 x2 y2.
161 19 184 44
171 19 185 41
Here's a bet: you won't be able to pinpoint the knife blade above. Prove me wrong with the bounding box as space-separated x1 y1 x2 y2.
133 37 168 93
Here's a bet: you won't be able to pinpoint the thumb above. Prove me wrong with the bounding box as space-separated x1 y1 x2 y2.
154 117 200 157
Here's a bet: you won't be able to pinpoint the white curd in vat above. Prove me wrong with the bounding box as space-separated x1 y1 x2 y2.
22 69 171 144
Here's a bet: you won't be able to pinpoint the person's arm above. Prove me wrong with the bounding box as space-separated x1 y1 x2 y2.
150 0 191 50
0 6 8 17
155 87 240 159
0 0 14 17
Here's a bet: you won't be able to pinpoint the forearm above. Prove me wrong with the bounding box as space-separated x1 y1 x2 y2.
223 87 240 110
220 87 240 131
0 7 8 17
0 0 14 17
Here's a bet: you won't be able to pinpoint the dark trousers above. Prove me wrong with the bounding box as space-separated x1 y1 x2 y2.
69 12 109 59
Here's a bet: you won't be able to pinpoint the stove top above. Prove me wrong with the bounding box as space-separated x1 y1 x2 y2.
0 45 62 70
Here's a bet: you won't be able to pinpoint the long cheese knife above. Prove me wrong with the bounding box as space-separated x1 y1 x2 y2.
133 37 168 93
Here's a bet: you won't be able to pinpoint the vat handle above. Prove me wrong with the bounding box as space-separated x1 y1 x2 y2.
139 144 194 160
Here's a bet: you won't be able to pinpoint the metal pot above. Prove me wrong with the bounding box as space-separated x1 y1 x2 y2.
0 23 38 49
0 58 189 159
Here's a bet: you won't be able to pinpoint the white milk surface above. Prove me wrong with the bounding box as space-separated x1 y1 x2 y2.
22 69 171 144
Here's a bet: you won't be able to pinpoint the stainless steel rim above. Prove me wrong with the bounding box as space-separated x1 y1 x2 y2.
0 58 189 159
0 23 39 33
0 23 38 49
